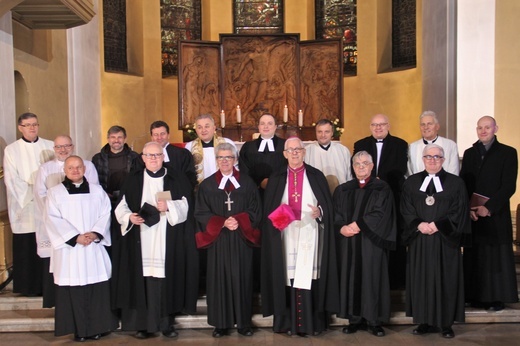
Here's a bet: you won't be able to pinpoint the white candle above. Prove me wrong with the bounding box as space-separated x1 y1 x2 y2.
220 110 225 128
298 109 303 127
236 105 242 123
283 105 288 123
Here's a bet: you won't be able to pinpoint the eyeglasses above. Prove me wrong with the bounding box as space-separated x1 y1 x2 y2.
353 161 372 168
19 123 39 128
216 156 235 161
370 123 388 128
142 153 163 159
54 144 73 149
284 148 305 154
423 155 444 161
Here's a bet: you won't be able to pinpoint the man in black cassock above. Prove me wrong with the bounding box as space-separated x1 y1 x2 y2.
353 113 408 289
401 144 470 339
239 113 287 292
261 137 339 337
460 116 518 311
194 143 262 338
113 142 196 339
239 113 287 195
334 151 396 337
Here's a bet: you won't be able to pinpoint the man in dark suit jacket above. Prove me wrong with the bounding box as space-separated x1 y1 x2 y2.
353 113 408 289
149 120 197 187
460 116 518 311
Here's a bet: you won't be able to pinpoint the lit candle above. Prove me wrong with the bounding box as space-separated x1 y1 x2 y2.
220 109 225 128
283 105 288 123
298 109 303 127
236 105 242 123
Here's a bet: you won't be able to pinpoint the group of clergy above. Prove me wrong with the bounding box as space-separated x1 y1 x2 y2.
3 110 517 341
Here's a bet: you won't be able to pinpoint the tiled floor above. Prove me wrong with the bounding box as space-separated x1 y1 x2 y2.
2 323 520 345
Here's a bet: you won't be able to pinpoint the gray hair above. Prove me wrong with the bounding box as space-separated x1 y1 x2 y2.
215 142 238 160
195 114 215 125
422 143 445 157
143 141 163 153
419 110 439 124
352 150 373 163
284 137 304 150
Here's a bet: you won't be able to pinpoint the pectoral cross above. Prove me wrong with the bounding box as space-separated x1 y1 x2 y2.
224 191 233 211
291 191 300 203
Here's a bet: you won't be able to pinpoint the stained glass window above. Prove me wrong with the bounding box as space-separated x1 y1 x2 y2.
392 0 416 68
103 0 128 73
316 0 357 75
161 0 202 77
233 0 284 34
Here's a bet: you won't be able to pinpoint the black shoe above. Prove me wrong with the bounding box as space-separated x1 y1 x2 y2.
212 328 227 338
134 330 150 339
368 325 385 337
89 334 101 340
73 334 87 342
238 328 253 336
412 324 431 335
471 301 491 309
162 326 179 338
489 301 505 311
342 321 366 335
441 327 455 338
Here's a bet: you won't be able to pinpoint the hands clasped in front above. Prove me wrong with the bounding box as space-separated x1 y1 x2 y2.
417 222 438 235
76 232 99 246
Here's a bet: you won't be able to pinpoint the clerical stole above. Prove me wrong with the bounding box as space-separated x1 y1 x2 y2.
281 171 320 290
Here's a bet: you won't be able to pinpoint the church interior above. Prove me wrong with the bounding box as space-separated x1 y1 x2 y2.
0 0 520 343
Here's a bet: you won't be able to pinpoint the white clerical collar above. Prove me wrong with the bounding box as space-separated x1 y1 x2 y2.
73 180 84 188
258 137 275 152
419 173 443 193
423 136 438 145
218 173 241 190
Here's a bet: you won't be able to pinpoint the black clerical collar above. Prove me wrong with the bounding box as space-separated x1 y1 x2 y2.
22 136 39 143
374 138 384 143
62 177 90 194
319 143 331 151
202 138 214 148
423 136 438 145
146 167 166 178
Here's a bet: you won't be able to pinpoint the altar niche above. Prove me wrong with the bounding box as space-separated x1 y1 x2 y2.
178 34 343 142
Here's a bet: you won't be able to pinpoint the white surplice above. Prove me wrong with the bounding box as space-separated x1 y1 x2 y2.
407 136 460 176
114 170 189 278
304 141 353 187
3 138 54 234
46 183 112 286
34 159 100 258
281 172 322 290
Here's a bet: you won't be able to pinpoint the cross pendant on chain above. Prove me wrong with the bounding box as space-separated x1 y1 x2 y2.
292 191 300 202
224 192 234 211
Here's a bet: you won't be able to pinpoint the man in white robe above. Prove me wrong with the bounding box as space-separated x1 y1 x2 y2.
184 114 237 185
114 141 193 339
33 135 99 307
46 156 116 341
408 110 459 176
3 112 54 296
305 119 352 193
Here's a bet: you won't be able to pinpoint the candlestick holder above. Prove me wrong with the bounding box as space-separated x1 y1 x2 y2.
236 122 243 142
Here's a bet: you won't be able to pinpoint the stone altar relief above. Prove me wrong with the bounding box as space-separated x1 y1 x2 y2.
178 35 343 140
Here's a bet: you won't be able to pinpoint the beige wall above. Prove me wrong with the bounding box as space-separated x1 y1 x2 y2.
12 23 69 141
495 0 520 207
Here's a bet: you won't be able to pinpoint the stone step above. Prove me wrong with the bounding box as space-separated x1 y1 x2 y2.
0 296 519 332
1 305 520 332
